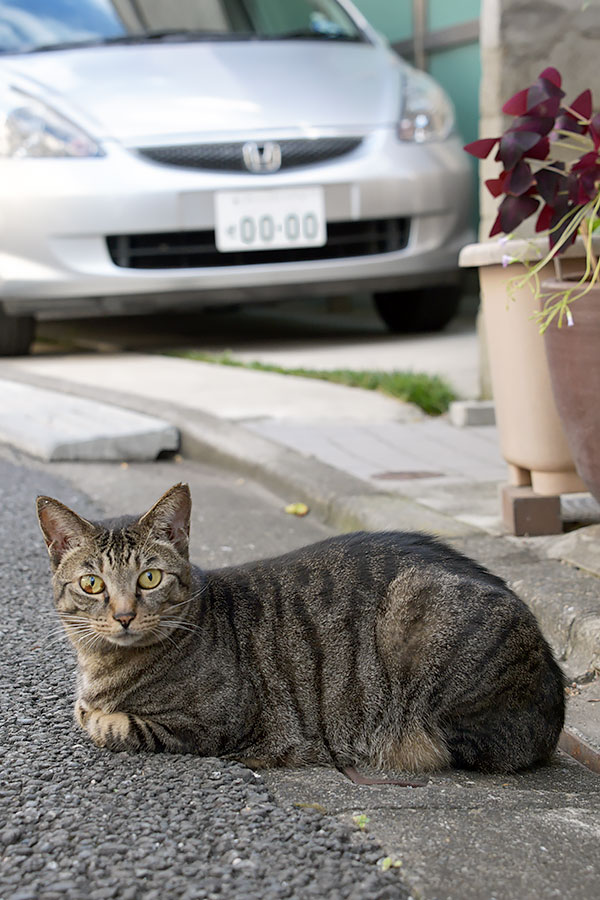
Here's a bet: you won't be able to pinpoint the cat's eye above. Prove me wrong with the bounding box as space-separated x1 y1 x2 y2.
79 574 105 595
137 569 162 590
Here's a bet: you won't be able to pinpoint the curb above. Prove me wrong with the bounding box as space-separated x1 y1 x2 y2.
559 728 600 775
1 366 599 774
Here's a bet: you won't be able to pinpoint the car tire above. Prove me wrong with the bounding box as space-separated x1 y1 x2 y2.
0 311 35 356
374 287 461 333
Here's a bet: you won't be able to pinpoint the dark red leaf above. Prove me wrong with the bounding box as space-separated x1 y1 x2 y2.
485 176 507 198
502 88 529 116
464 137 498 159
498 131 541 169
535 204 554 232
510 115 554 136
566 173 580 204
536 167 565 204
524 137 550 160
539 67 562 88
538 74 565 97
505 160 534 196
527 77 564 112
549 209 578 251
576 170 600 204
570 89 592 120
499 194 540 233
526 95 562 119
571 151 600 173
488 211 503 237
553 112 586 136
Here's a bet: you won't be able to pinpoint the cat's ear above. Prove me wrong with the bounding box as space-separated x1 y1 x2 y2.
138 483 191 556
37 496 96 570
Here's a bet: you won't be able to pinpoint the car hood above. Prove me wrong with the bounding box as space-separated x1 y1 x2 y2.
1 41 403 145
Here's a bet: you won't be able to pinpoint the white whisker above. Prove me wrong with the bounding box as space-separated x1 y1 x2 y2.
160 621 200 637
149 626 179 650
41 634 71 651
163 598 193 613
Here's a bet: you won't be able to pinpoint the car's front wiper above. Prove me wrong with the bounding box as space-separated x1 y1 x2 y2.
9 27 362 55
17 30 257 54
264 29 362 41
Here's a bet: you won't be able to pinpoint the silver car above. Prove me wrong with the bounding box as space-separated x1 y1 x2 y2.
0 0 473 355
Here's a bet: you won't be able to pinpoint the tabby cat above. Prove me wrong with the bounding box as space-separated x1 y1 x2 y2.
37 483 565 775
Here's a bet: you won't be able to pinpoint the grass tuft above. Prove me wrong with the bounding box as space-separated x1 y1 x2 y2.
170 351 456 416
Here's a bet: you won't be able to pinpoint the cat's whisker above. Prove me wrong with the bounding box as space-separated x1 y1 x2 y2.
43 625 98 652
41 633 71 651
79 630 105 652
44 624 72 637
163 598 194 613
42 623 91 645
150 626 179 650
160 617 200 633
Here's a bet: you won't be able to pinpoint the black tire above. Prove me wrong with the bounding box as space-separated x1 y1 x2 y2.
0 311 35 356
374 286 461 333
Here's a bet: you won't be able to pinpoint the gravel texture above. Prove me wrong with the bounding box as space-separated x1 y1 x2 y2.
0 456 408 900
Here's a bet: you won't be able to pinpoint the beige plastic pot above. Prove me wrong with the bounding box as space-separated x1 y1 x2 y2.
460 241 585 496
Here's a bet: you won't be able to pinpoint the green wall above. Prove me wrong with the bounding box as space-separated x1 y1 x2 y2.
427 0 480 31
352 0 412 41
429 43 481 230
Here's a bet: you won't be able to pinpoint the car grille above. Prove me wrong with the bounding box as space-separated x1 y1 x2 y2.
106 219 410 269
136 137 363 172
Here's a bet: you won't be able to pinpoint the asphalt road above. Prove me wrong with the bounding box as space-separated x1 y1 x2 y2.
0 447 409 900
2 446 600 900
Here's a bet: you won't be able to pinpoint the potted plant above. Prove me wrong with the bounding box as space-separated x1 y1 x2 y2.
462 67 600 508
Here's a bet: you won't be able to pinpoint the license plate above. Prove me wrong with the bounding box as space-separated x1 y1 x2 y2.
214 187 326 252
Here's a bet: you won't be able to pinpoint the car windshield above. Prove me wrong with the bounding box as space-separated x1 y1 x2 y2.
0 0 366 54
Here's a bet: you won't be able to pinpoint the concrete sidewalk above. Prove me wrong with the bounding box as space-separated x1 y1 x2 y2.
0 351 599 774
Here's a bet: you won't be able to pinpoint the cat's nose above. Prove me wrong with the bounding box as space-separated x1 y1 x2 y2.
113 611 136 629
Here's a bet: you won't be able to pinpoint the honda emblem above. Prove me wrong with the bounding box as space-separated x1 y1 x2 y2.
242 141 282 173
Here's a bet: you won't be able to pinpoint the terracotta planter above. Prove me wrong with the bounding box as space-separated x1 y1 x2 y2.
460 240 585 496
542 280 600 504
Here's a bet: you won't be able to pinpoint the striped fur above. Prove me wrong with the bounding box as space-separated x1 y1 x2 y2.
37 484 565 773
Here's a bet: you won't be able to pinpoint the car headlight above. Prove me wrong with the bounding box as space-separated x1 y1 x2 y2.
397 68 455 143
0 87 103 158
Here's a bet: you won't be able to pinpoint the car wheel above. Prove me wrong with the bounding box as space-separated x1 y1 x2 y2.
0 311 35 356
374 287 461 333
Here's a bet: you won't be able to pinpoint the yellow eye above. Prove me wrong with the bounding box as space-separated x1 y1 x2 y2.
137 569 162 590
79 574 105 595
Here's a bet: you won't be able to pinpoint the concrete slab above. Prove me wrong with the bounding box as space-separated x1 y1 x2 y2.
0 379 178 461
0 354 422 424
546 523 600 578
263 753 600 900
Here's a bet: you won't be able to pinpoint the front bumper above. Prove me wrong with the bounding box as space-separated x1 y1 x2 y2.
0 129 473 318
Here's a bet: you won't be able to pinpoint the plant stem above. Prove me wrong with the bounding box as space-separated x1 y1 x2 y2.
580 218 598 271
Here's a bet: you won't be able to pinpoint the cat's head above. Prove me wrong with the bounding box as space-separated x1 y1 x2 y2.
37 483 192 651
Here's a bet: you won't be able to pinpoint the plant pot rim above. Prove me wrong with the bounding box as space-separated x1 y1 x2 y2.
459 235 600 269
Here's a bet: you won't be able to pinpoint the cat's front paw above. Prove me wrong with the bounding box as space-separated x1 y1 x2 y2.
74 699 137 750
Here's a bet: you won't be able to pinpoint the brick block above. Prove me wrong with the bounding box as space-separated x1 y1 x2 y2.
501 484 562 536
